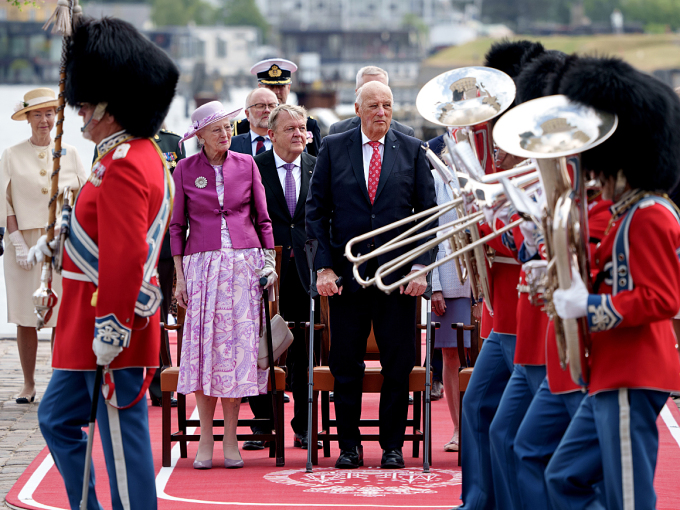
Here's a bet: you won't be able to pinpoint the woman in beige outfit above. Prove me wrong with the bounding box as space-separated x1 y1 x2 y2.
0 88 87 403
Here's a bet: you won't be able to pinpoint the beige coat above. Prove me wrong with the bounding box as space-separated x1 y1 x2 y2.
0 140 87 229
1 139 88 326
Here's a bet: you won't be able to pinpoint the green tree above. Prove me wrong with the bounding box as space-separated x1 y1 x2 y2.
621 0 680 30
219 0 268 38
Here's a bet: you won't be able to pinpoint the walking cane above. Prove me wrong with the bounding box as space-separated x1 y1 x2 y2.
423 296 433 473
80 364 104 510
304 240 342 473
304 239 319 473
259 278 283 466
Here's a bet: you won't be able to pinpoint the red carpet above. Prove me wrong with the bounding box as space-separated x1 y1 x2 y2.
6 338 680 509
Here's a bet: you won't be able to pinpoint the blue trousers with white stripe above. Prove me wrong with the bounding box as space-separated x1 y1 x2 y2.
489 364 547 510
514 377 587 510
458 330 516 510
545 389 668 510
38 369 157 510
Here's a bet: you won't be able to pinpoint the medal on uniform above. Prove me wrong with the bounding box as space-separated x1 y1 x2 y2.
89 162 106 187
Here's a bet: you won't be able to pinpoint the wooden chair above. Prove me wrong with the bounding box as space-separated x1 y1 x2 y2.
310 297 437 466
455 320 481 467
160 246 289 467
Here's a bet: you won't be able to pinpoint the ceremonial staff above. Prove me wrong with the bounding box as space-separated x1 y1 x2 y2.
32 0 82 329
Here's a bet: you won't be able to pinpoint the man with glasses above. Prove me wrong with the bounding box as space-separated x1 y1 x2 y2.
230 88 279 156
233 58 322 156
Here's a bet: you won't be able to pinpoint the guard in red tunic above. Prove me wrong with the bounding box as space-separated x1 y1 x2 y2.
455 39 548 510
37 17 179 510
545 57 680 510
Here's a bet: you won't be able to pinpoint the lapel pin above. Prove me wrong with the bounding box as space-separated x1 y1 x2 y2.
195 176 208 188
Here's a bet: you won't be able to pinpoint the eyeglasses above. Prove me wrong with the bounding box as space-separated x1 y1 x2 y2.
247 102 279 111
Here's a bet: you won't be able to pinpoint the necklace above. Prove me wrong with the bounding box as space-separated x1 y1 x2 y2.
28 138 51 160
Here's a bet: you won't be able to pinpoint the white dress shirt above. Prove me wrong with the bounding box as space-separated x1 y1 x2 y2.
273 150 301 203
249 130 272 157
360 129 425 274
361 130 385 185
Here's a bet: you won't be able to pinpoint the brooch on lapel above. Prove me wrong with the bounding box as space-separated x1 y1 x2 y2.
195 176 208 188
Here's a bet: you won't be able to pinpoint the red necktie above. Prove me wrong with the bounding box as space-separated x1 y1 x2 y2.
367 141 382 204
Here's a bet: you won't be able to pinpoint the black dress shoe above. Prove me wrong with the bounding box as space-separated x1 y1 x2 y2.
150 395 177 407
283 393 290 403
242 440 266 450
335 446 363 469
294 433 322 450
381 448 405 469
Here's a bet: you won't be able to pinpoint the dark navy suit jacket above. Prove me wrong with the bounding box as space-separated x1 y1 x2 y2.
229 133 253 156
305 126 436 292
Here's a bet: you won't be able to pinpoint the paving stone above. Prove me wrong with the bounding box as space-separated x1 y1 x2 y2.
0 339 52 506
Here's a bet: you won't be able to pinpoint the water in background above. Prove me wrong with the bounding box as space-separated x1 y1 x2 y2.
0 84 250 337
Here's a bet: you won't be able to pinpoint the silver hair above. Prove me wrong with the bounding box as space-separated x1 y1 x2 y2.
355 66 389 90
355 81 393 107
268 104 308 132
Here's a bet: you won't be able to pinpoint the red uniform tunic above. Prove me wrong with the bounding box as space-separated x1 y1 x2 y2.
53 137 165 370
546 198 613 393
479 219 521 336
585 196 680 394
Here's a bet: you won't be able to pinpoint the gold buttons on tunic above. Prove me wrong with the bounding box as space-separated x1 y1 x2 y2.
41 187 49 195
40 169 47 176
38 152 46 159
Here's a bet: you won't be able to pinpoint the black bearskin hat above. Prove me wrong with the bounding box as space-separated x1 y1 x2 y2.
484 40 546 80
65 17 179 138
515 51 570 104
558 56 680 192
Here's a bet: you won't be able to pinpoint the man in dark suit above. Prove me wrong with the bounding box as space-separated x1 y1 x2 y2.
329 66 415 137
229 88 278 157
306 81 436 469
244 105 321 450
233 58 322 156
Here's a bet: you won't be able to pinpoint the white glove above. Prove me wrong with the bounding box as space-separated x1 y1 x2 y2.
27 234 58 266
553 269 589 320
8 231 33 271
520 221 539 255
256 249 278 289
92 337 123 366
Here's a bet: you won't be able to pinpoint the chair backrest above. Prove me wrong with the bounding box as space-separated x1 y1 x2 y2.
318 295 424 366
454 321 480 369
269 246 283 317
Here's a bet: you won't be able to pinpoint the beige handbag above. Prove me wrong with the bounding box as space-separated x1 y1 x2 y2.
258 310 294 370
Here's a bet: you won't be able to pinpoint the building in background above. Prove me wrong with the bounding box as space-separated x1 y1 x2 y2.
0 0 61 83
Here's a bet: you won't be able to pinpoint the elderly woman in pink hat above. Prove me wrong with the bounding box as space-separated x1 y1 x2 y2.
170 101 276 469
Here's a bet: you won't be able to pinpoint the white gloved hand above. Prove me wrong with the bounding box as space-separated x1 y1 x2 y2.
256 249 278 289
520 221 539 255
482 206 494 226
92 337 123 366
552 269 589 320
8 231 33 271
27 234 58 266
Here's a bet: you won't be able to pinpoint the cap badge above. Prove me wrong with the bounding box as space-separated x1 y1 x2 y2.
269 65 282 78
195 176 208 189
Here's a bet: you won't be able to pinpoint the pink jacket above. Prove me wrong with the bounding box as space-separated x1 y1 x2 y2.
170 149 274 256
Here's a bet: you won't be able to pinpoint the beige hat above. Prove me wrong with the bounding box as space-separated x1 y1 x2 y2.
12 88 59 121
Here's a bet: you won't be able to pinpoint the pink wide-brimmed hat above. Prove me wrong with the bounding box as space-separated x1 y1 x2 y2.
179 101 242 147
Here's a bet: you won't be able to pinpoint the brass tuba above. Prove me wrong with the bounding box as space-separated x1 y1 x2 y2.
412 66 517 310
493 94 617 387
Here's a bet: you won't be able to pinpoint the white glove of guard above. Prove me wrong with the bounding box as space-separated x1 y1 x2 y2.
519 221 539 255
256 249 278 289
27 234 58 266
482 207 494 226
552 268 589 320
8 231 33 271
92 338 123 366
